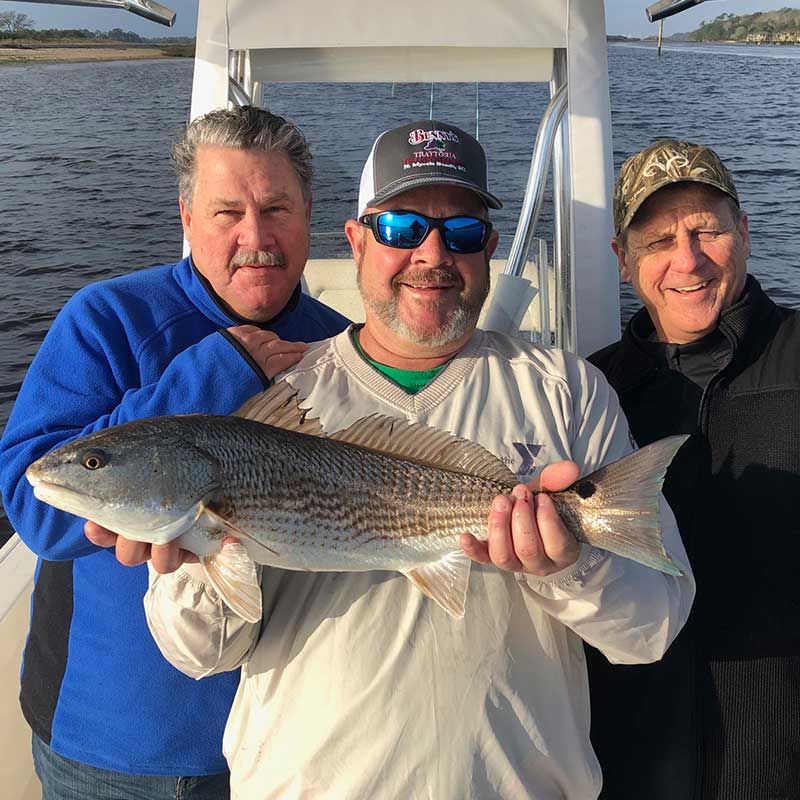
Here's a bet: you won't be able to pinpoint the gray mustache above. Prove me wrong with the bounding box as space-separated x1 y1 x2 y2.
394 268 461 288
230 250 285 268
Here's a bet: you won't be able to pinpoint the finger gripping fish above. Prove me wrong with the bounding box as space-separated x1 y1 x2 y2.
26 382 686 621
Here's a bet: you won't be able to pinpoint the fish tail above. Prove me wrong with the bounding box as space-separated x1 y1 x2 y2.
561 434 689 576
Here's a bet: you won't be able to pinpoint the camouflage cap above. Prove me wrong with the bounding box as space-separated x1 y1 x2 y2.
613 138 739 236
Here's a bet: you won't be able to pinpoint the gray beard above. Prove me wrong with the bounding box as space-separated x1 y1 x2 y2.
357 261 489 348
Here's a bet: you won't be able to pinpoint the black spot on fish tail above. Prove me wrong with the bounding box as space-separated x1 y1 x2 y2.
575 480 596 500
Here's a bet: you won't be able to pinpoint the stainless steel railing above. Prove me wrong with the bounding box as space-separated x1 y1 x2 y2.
503 75 570 349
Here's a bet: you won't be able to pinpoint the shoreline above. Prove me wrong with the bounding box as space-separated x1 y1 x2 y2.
0 42 193 65
4 38 794 66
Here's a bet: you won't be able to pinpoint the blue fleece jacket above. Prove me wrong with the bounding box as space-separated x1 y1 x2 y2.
0 256 349 775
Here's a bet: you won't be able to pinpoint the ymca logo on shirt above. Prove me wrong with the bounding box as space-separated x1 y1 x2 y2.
500 442 543 480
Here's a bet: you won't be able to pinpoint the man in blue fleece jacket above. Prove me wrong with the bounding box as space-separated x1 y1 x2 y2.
0 106 348 799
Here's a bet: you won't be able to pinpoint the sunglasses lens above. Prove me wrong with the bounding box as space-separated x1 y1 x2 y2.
370 212 489 253
374 212 429 248
441 217 489 253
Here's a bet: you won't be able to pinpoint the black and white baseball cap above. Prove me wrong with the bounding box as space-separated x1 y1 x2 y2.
357 120 503 216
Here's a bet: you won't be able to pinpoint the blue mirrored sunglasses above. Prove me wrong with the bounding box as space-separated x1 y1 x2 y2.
359 211 492 254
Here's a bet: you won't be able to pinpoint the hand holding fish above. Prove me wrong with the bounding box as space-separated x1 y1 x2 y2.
84 520 197 572
460 460 582 576
227 325 309 379
84 334 307 569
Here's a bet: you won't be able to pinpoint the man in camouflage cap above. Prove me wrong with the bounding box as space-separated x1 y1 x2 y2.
613 138 740 239
585 138 800 799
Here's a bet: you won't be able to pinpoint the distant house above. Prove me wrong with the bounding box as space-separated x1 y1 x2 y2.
745 31 800 44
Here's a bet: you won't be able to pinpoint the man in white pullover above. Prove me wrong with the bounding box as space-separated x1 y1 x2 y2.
91 120 694 799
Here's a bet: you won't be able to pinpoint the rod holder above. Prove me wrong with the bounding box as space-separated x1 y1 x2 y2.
18 0 176 27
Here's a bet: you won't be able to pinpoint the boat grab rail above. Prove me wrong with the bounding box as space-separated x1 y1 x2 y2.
504 82 567 281
228 75 253 108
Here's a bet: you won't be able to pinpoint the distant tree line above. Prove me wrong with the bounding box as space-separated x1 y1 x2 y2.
689 8 800 41
2 27 147 42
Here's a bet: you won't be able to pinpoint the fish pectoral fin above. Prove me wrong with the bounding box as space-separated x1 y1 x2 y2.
199 506 279 556
201 542 262 623
403 551 473 620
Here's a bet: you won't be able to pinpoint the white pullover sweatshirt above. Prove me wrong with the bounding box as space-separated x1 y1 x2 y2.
145 327 694 800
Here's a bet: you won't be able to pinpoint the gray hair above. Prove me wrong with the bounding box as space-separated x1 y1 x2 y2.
171 106 313 207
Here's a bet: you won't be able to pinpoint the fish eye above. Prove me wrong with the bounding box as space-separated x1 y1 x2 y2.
81 450 108 470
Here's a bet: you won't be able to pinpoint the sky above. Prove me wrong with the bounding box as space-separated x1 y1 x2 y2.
607 0 789 37
0 0 789 38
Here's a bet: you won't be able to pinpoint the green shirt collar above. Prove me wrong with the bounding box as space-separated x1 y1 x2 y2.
350 328 445 395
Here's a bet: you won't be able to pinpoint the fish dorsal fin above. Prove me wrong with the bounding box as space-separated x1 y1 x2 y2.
235 380 517 485
234 380 326 437
331 416 517 485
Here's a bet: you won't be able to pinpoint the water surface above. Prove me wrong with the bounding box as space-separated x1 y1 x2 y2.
1 44 798 541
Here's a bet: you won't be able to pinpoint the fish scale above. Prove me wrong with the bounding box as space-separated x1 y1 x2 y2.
198 419 506 564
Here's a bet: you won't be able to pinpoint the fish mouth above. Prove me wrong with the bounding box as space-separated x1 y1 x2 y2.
29 478 106 521
27 473 214 545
